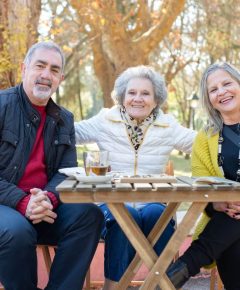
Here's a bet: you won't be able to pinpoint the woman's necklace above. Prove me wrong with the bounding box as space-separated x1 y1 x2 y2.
218 124 240 182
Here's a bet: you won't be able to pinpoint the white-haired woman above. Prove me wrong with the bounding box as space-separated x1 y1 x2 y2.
75 65 196 290
167 62 240 290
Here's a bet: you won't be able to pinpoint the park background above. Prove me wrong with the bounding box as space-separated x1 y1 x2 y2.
0 1 239 289
1 0 240 134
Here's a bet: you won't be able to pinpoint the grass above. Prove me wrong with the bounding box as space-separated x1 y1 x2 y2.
76 145 88 167
169 150 191 177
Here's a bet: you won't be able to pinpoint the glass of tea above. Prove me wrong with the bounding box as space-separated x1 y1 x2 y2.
83 151 109 176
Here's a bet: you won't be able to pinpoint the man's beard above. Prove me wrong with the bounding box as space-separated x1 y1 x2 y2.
33 79 52 100
33 85 52 99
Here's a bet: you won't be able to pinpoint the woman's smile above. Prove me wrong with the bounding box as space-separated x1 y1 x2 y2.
123 77 156 122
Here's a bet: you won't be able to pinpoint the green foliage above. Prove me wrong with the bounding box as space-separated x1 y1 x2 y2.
76 145 89 166
59 64 104 121
169 150 191 176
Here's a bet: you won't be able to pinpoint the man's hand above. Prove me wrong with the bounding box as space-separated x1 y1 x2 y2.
213 202 240 220
25 188 57 224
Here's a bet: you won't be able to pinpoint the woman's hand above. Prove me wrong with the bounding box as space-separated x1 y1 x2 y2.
213 202 240 220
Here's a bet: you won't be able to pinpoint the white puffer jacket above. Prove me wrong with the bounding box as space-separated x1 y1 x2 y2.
75 106 196 175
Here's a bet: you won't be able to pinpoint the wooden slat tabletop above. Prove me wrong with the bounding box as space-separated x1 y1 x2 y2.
114 182 132 191
133 183 153 191
56 176 240 204
152 183 172 191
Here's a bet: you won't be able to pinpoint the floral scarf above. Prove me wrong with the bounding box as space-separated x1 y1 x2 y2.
120 106 156 151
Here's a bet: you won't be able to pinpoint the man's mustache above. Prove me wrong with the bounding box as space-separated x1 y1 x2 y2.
35 78 52 87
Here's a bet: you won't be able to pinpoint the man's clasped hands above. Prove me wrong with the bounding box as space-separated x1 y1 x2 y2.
25 188 57 224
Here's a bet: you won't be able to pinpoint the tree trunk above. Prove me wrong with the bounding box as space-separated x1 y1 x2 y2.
70 0 185 107
0 0 41 89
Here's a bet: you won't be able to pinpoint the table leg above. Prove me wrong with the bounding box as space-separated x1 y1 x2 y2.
107 203 158 270
117 202 180 289
140 202 207 289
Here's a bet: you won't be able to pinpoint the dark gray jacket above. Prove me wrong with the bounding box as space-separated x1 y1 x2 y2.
0 84 77 208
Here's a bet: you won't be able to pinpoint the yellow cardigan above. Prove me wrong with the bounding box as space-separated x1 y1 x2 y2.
191 129 224 268
191 129 223 177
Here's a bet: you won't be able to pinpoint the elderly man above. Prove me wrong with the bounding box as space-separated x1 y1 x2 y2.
0 41 103 290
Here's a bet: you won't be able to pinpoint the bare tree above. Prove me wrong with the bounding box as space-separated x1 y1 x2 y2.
201 0 240 64
69 0 185 107
0 0 41 89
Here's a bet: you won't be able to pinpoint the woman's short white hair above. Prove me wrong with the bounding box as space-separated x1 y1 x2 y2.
111 65 167 113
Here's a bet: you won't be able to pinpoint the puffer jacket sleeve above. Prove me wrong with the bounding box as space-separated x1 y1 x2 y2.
74 108 107 144
170 115 196 153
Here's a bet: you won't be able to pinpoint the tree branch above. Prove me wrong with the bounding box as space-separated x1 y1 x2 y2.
134 0 185 54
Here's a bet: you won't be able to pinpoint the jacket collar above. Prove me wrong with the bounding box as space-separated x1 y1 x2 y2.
105 105 170 127
17 83 63 125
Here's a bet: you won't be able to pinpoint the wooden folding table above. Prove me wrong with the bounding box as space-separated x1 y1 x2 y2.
57 176 240 289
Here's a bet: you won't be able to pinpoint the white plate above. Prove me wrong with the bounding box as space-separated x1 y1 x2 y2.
74 174 113 183
58 167 85 177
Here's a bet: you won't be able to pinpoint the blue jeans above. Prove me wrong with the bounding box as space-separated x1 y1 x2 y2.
0 203 103 290
100 203 175 281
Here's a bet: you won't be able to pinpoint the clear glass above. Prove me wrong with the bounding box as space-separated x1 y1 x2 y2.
83 151 109 176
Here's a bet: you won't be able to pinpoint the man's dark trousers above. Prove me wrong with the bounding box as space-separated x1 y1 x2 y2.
0 203 103 290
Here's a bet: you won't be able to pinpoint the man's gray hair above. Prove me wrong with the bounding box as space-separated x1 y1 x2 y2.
23 41 65 71
200 62 240 134
111 65 167 113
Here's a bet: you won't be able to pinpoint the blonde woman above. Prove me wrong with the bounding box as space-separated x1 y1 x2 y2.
167 62 240 290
